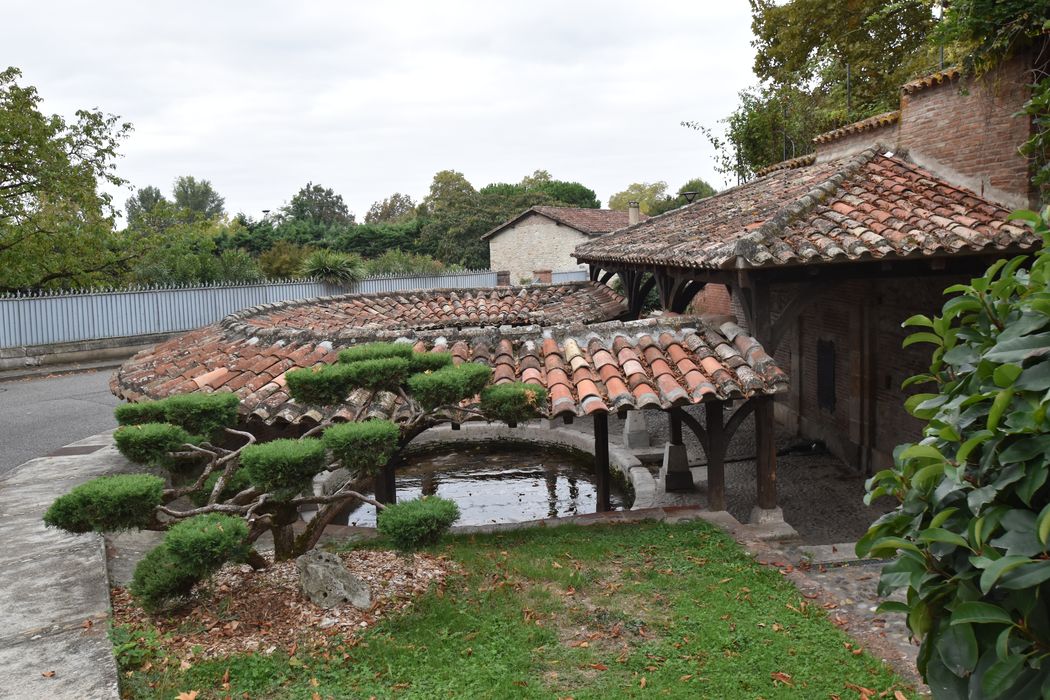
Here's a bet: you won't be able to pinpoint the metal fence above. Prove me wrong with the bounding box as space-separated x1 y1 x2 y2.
0 270 497 348
551 269 589 284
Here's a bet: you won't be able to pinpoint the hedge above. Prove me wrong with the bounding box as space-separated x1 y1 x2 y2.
240 438 328 494
44 474 165 533
322 419 400 476
377 497 460 550
114 423 194 465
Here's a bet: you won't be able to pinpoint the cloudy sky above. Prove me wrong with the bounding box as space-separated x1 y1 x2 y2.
9 1 758 221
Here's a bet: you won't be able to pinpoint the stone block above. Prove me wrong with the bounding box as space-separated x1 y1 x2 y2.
296 550 371 610
622 410 650 449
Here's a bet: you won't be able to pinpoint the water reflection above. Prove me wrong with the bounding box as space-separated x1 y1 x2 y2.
330 446 626 527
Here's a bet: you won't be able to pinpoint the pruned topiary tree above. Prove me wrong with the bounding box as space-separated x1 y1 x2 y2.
44 342 547 610
858 209 1050 698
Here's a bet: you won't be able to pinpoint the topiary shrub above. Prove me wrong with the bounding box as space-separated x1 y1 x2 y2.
160 393 240 437
407 363 493 409
164 513 250 576
377 496 460 550
337 342 413 364
114 423 194 465
338 357 410 391
408 351 453 373
480 383 548 425
240 438 327 494
44 474 165 533
114 401 167 426
130 544 201 612
858 209 1050 698
286 364 353 406
322 419 400 476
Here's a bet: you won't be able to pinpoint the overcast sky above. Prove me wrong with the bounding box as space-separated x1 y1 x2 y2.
9 1 758 221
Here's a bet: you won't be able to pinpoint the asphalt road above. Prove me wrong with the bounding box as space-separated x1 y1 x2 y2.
0 369 119 476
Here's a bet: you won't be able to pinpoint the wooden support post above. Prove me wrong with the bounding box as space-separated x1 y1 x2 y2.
669 407 683 445
594 412 611 512
706 402 726 511
374 461 397 505
755 397 777 510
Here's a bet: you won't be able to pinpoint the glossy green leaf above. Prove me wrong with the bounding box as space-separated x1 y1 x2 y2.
919 527 971 550
903 332 944 348
981 654 1024 698
986 389 1013 431
979 556 1032 594
993 363 1023 387
1037 503 1050 546
937 622 978 677
950 601 1014 626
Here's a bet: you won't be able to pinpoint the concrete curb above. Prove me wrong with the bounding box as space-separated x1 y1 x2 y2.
0 434 123 700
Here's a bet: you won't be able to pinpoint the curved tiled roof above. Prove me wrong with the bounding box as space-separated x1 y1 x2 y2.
812 111 899 144
111 286 786 428
225 282 627 338
574 146 1035 271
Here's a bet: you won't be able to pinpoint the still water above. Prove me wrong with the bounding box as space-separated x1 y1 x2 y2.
332 445 627 527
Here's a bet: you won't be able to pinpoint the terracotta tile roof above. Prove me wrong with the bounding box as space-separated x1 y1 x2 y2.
901 67 961 94
112 315 786 427
224 283 627 338
574 146 1035 271
754 154 816 178
482 206 644 240
812 111 899 144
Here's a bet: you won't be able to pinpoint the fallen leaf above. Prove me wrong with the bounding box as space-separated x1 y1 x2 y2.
679 674 693 682
588 663 608 671
41 671 55 678
176 692 199 700
551 561 563 569
179 660 193 671
894 692 908 700
639 676 647 688
770 671 793 687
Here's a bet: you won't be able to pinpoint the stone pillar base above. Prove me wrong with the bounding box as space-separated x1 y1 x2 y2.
660 443 693 492
623 410 650 449
747 506 799 541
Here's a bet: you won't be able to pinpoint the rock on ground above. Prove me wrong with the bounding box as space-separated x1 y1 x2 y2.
296 549 372 610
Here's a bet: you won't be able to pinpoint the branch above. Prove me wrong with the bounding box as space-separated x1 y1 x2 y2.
207 428 256 504
291 488 386 511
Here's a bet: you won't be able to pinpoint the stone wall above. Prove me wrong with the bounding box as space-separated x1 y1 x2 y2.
488 213 591 283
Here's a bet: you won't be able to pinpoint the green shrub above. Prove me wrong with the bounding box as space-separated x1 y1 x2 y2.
408 351 453 373
160 393 240 436
407 363 493 409
114 401 167 426
130 544 201 612
858 209 1050 698
377 497 460 550
286 364 353 406
164 514 249 575
240 438 327 494
338 342 413 365
114 423 194 465
299 249 365 286
339 357 410 391
322 420 400 476
44 474 165 533
480 383 548 424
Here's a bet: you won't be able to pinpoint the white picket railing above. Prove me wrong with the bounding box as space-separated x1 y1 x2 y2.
0 270 498 348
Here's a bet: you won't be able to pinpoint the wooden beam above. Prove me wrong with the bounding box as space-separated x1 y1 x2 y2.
374 462 397 505
755 397 777 510
593 412 611 512
706 402 726 511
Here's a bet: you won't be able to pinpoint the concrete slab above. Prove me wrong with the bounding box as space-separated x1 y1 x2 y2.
0 623 119 700
796 542 863 565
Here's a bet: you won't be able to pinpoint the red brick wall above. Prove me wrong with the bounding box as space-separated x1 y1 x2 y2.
770 273 971 469
898 54 1035 209
687 283 732 316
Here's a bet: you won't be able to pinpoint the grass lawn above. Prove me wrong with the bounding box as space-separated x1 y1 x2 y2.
115 519 914 699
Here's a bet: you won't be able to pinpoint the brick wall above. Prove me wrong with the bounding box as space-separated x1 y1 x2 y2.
770 273 971 469
687 283 732 316
899 54 1035 209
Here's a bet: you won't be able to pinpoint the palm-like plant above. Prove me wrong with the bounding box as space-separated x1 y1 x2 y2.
299 249 365 287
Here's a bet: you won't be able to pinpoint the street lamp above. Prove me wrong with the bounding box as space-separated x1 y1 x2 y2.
681 191 700 203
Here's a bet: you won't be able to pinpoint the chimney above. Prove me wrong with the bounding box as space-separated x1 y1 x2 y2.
628 201 640 226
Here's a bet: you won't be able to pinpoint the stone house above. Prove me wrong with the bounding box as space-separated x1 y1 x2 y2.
575 51 1042 472
484 206 644 284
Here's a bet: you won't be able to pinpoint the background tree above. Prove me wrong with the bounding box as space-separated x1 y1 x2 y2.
648 177 718 216
417 170 490 268
365 192 417 224
281 182 354 227
125 186 168 229
172 176 225 222
608 181 668 214
258 241 313 278
0 66 135 291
